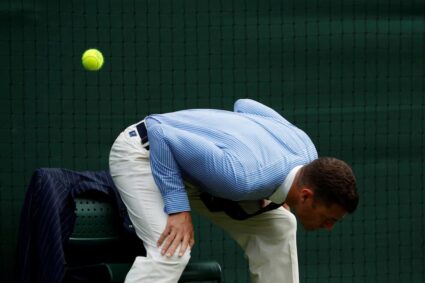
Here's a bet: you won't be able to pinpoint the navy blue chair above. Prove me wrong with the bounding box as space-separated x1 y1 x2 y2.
64 194 222 283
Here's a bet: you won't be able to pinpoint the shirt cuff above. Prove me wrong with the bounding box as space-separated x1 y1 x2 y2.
163 191 191 214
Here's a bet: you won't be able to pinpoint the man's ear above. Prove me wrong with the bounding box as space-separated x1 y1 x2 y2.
300 187 314 202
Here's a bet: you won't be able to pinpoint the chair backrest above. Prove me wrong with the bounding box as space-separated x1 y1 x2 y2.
70 197 121 240
66 195 145 265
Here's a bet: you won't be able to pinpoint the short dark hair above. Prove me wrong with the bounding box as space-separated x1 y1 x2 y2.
300 157 359 213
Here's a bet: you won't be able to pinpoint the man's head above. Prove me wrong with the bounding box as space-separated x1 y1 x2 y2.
289 157 359 231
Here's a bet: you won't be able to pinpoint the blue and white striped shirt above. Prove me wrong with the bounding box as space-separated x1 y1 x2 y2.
145 99 317 214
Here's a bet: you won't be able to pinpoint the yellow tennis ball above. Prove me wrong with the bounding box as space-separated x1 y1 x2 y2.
82 49 104 71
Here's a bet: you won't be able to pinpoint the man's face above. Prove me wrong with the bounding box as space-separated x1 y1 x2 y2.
295 195 347 231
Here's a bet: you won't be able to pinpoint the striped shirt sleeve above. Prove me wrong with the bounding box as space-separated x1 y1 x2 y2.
146 124 191 214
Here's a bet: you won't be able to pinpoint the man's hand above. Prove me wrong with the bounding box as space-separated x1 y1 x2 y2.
157 211 195 257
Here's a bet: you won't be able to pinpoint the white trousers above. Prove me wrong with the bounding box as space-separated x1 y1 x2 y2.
109 123 299 283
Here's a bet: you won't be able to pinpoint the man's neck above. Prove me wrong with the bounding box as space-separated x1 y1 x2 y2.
285 167 303 207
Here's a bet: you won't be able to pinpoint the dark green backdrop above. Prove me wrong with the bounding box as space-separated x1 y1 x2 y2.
1 0 424 282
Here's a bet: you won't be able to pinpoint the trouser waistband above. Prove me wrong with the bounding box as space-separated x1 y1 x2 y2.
136 121 149 150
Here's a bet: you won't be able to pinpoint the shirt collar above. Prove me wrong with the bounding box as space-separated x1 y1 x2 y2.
268 165 303 204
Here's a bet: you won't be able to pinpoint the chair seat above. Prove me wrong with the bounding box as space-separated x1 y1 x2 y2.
179 262 222 283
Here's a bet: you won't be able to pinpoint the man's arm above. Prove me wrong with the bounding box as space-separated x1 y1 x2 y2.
146 123 191 215
147 121 241 258
147 123 195 258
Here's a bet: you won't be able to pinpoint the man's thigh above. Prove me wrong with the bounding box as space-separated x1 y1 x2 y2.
109 129 167 250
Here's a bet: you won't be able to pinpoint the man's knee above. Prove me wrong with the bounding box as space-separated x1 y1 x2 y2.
173 251 191 269
150 248 191 271
126 252 191 282
272 208 297 238
285 210 297 233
